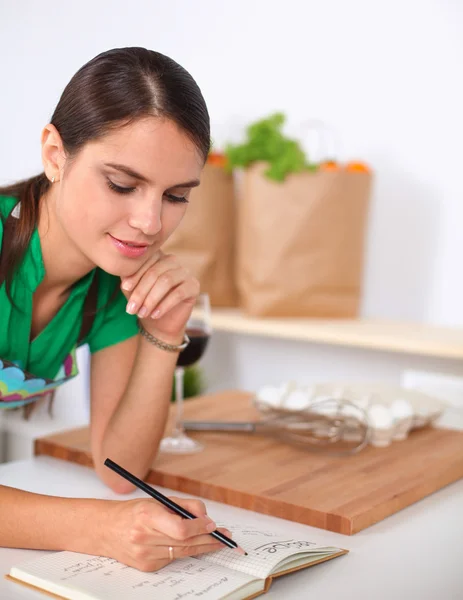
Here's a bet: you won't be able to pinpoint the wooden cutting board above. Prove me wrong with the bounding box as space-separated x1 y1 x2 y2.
34 390 463 535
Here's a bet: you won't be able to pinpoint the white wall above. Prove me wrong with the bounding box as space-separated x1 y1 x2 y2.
202 332 463 395
1 0 462 326
1 1 462 455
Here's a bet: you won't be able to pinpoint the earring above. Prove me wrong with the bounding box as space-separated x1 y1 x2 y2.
51 176 55 184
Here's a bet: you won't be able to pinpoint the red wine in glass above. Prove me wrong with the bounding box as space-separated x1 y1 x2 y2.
177 327 210 367
160 293 212 454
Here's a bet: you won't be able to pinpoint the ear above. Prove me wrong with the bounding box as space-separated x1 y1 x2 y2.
41 124 66 182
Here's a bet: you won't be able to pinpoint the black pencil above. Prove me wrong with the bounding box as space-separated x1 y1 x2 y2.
104 458 247 556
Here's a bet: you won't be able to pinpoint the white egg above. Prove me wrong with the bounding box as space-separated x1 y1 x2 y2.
390 399 413 420
284 390 310 411
256 386 282 407
367 404 393 429
390 398 414 441
279 381 297 397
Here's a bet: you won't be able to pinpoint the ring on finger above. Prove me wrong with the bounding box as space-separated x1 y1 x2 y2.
168 546 174 561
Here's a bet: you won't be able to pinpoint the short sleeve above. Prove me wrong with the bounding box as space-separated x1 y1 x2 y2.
84 271 138 354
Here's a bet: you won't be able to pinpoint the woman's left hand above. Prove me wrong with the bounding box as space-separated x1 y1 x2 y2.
120 251 199 341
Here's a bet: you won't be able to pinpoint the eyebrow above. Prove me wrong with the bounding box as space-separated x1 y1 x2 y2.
104 162 200 189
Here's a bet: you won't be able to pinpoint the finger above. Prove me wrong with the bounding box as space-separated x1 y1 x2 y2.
153 512 216 541
138 267 187 318
122 523 232 554
120 250 165 292
133 541 223 570
172 541 225 559
168 497 208 518
124 258 179 316
132 499 215 541
182 527 234 547
217 527 233 539
150 280 199 320
155 528 233 549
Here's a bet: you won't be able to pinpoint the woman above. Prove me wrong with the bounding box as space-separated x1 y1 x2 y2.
0 47 232 572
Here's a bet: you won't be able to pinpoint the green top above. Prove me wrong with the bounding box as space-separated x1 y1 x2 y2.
0 195 138 381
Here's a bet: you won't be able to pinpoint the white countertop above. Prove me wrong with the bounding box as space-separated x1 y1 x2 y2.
0 456 462 599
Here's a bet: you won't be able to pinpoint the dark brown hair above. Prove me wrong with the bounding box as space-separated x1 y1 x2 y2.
0 47 211 293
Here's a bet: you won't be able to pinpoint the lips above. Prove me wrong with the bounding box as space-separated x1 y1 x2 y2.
108 234 149 258
115 238 147 247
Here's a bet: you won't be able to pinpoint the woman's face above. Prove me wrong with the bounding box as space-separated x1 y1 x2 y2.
52 117 203 277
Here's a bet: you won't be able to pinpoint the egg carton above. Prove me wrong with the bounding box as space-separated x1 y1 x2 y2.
254 381 447 448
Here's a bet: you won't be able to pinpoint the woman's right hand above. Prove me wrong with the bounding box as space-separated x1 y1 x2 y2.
99 496 232 572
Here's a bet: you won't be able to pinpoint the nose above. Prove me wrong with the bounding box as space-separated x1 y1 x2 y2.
128 196 162 237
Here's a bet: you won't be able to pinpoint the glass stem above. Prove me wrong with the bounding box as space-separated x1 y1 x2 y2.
173 366 185 437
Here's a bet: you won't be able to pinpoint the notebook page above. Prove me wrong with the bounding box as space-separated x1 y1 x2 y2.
10 551 257 600
203 524 336 579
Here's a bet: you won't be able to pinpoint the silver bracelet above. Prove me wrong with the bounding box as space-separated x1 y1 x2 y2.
137 320 190 352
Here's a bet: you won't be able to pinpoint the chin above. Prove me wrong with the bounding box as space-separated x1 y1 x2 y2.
88 238 144 278
94 255 143 278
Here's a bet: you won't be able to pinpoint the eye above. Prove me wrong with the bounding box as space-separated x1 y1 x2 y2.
164 192 189 204
106 178 136 195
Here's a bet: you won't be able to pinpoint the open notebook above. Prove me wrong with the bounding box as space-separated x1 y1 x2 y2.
6 523 346 600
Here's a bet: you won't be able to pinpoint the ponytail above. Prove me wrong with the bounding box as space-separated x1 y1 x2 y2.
0 173 50 296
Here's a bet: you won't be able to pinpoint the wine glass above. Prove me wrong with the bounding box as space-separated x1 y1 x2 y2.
160 293 212 453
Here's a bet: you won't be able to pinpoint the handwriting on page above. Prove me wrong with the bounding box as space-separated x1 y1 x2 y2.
36 553 253 599
203 524 321 579
217 525 317 555
254 540 318 554
61 557 123 580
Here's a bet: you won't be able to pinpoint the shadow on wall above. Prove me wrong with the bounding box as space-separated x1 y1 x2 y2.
361 154 441 321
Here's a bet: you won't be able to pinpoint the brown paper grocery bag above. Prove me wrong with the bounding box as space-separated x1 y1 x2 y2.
163 163 238 306
237 162 372 317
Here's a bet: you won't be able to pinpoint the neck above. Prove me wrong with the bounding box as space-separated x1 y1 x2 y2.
37 190 95 292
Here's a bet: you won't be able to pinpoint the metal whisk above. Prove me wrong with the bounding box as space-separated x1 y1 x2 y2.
183 398 370 455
